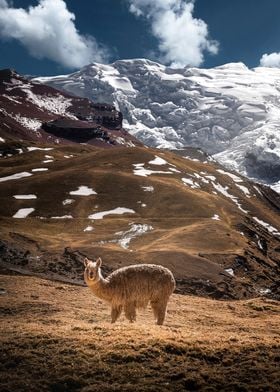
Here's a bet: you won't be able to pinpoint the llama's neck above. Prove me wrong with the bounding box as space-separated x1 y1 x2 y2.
85 270 112 302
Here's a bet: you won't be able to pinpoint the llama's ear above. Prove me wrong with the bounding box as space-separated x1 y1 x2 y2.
84 257 89 267
96 257 102 268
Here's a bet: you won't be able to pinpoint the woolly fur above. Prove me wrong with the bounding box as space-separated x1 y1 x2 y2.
84 258 175 325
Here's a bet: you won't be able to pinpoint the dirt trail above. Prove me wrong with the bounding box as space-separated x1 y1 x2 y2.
1 273 280 391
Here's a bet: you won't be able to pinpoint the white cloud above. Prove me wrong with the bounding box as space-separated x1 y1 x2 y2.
260 52 280 68
0 0 109 69
127 0 219 67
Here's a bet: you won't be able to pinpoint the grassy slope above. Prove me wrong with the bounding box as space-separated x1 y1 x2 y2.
1 144 280 298
1 272 280 392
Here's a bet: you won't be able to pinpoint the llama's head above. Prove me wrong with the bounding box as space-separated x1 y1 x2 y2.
84 257 102 282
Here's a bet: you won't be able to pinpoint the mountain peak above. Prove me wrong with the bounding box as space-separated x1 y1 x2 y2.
32 59 280 192
0 68 21 81
214 62 249 70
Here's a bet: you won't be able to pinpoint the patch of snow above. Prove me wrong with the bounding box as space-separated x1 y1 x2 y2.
13 208 35 218
217 169 243 183
88 207 135 220
193 172 209 184
115 223 153 249
212 214 220 220
14 115 41 133
212 182 248 213
51 215 73 219
64 155 74 158
257 240 263 250
253 217 280 236
259 288 272 295
42 160 53 163
45 155 54 159
271 181 280 194
23 88 75 118
31 168 48 172
225 268 235 277
0 171 32 182
69 186 97 196
169 167 181 173
182 178 200 189
253 185 263 196
2 94 22 104
84 226 94 232
62 199 75 205
115 137 136 147
133 163 173 177
13 194 37 199
27 147 53 152
149 156 168 165
235 183 251 197
142 186 154 192
184 157 199 162
0 137 5 142
205 175 216 181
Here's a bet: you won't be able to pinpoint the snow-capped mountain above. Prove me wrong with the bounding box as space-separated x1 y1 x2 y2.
34 59 280 192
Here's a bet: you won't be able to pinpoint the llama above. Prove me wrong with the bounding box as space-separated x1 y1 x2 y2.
84 257 175 325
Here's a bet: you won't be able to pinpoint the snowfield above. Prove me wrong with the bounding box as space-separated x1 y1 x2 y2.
34 59 280 191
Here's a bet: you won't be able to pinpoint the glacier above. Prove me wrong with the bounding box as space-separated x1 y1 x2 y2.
33 59 280 191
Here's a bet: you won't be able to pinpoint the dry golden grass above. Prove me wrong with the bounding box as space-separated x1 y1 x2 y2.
1 272 280 391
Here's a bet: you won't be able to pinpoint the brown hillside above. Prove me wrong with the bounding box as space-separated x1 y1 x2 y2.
0 143 279 299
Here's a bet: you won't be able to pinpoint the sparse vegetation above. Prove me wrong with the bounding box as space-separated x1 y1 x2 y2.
1 144 280 300
1 273 280 391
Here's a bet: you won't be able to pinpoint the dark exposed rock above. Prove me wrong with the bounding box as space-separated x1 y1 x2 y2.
42 119 109 142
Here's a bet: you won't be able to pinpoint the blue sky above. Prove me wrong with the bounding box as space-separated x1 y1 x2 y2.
0 0 280 75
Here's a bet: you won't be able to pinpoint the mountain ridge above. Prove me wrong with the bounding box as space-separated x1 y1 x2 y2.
33 59 280 192
0 68 140 148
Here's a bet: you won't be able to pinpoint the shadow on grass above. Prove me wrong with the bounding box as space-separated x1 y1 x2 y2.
1 334 280 392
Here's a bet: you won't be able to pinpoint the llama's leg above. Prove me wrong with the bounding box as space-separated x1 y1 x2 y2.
111 305 122 323
124 302 136 323
151 299 168 325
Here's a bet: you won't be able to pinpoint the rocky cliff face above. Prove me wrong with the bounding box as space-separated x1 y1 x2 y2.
33 60 280 192
0 69 139 147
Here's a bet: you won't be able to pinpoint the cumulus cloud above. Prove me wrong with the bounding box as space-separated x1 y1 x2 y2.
127 0 219 67
0 0 109 69
260 52 280 68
